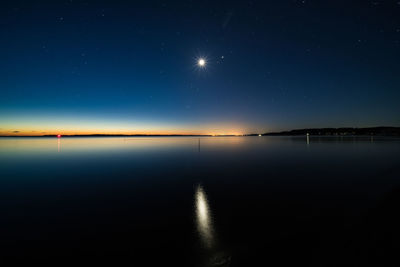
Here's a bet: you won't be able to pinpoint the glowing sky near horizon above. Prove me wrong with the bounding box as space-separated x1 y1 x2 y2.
1 1 400 136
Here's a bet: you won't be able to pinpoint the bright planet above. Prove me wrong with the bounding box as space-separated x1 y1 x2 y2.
198 58 206 67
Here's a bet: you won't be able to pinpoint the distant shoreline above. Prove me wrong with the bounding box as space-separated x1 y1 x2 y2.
1 127 400 137
259 126 400 136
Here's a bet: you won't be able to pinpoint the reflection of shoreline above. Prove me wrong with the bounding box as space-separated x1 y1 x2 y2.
195 185 214 249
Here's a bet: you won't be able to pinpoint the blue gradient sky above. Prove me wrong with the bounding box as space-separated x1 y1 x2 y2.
1 0 400 135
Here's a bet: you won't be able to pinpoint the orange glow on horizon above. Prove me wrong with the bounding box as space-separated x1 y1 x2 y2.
0 119 252 136
0 129 246 137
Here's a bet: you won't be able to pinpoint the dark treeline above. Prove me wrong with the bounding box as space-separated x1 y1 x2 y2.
262 127 400 136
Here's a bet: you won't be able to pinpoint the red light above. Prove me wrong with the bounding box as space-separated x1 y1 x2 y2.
57 134 61 138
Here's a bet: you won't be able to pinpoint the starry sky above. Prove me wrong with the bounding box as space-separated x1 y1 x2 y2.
1 0 400 135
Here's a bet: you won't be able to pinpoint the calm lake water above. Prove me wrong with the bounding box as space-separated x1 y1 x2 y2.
1 136 400 266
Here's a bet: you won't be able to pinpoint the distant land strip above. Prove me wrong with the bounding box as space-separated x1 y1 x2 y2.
258 126 400 136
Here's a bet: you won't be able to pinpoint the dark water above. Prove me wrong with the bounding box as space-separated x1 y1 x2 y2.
1 136 400 266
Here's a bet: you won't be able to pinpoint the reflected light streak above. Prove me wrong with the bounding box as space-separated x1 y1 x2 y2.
195 184 214 249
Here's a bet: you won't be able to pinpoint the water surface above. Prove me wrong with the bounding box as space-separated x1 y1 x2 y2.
1 136 400 266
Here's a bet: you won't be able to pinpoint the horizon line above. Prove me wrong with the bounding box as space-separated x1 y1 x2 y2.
1 126 399 137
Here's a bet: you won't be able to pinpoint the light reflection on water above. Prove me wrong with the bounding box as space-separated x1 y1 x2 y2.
195 184 232 266
195 184 214 249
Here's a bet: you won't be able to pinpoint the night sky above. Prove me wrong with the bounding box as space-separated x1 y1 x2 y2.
1 0 400 135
